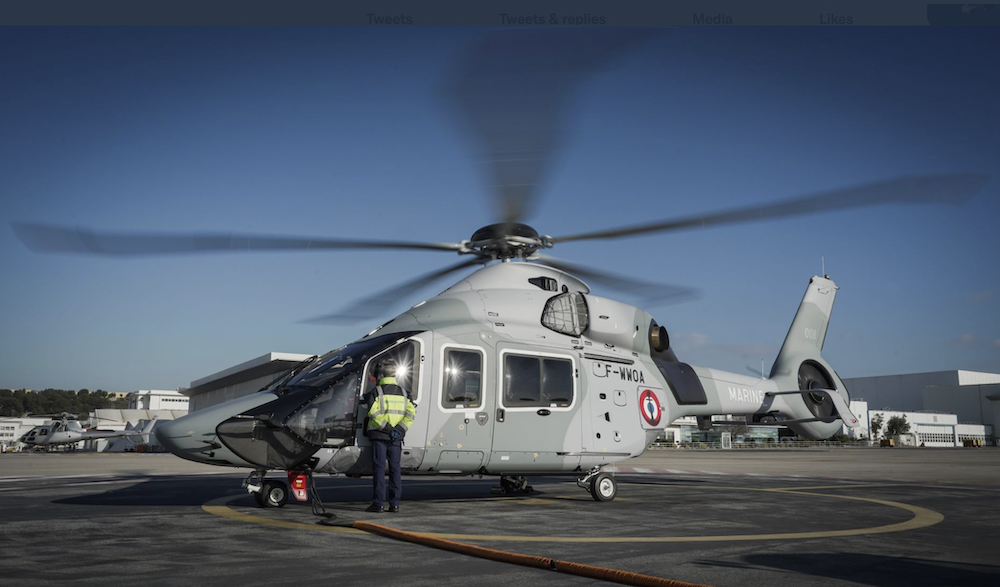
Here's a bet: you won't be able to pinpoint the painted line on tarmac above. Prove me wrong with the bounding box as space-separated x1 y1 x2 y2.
0 477 156 492
0 471 234 483
202 495 366 534
202 482 944 543
0 474 117 483
0 471 237 492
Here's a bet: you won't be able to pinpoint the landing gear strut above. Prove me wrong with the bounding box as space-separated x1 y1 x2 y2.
243 469 289 508
494 475 533 494
578 467 617 502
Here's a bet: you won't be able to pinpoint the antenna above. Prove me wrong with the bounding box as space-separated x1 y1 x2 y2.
821 256 825 277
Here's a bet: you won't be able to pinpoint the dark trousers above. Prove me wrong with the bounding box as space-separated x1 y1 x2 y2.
371 439 402 507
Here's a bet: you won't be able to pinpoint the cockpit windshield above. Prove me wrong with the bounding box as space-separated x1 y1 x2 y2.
280 330 421 447
285 332 417 391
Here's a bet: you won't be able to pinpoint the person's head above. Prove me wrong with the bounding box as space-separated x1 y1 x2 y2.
374 356 396 381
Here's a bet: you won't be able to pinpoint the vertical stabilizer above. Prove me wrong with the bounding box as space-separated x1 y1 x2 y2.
767 275 849 439
770 275 838 378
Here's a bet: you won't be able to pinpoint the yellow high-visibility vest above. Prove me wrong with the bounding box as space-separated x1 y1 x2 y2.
366 377 416 434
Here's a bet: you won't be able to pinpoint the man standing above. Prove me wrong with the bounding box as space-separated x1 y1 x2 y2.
364 356 416 513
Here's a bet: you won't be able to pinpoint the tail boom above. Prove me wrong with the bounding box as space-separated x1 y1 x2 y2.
666 276 853 440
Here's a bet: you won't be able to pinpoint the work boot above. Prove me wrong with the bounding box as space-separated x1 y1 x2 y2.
387 505 400 513
365 503 383 513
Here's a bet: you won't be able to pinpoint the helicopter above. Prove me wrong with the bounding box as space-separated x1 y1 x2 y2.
18 413 155 449
9 28 990 507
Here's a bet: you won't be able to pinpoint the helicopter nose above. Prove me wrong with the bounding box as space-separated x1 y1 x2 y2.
155 391 279 467
154 417 220 465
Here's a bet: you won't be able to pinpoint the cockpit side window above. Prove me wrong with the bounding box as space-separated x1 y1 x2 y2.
284 371 361 447
441 348 483 409
361 340 422 405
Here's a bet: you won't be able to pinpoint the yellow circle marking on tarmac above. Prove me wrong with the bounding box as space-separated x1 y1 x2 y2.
202 482 944 543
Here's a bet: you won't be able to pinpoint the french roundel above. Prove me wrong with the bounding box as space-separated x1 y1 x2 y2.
639 389 661 426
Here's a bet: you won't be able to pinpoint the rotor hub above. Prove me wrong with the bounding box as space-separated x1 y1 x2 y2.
461 223 552 260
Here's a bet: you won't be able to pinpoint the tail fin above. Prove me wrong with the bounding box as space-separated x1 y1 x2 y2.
768 275 851 439
770 275 838 376
138 417 158 444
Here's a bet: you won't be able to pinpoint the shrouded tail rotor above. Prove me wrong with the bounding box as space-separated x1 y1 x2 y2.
798 361 836 420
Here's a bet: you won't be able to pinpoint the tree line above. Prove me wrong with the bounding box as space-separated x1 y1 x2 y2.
0 389 129 418
870 413 911 440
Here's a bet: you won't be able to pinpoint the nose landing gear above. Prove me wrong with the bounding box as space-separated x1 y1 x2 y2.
244 469 289 508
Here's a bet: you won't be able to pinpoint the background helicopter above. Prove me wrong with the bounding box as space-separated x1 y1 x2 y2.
18 412 155 449
4 28 996 505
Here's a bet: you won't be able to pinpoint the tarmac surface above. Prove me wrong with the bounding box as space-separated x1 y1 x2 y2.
1 448 998 587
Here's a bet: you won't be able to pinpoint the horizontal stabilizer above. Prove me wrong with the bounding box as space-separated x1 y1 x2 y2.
750 417 840 426
766 389 859 428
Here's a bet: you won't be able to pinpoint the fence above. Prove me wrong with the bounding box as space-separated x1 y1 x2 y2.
648 440 874 450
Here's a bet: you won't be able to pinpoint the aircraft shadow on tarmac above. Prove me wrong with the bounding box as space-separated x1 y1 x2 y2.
50 475 606 509
52 476 242 507
697 553 1000 587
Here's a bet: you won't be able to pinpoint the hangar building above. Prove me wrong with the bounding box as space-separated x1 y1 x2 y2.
127 389 190 411
0 417 48 452
843 370 999 442
185 352 313 412
842 400 988 447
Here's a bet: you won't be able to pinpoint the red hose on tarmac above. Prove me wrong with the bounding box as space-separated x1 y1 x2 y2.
352 521 553 569
352 521 715 587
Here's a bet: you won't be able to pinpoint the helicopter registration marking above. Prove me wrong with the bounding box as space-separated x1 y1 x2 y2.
592 362 645 383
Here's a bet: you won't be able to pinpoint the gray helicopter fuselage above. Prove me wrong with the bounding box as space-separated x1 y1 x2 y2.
159 262 854 478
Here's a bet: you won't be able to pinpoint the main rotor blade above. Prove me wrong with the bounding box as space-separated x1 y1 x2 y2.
11 223 462 256
302 258 483 324
449 28 664 226
535 255 698 305
551 173 991 244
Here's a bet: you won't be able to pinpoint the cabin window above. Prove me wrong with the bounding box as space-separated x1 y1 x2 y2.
503 354 574 408
541 292 589 337
441 348 483 409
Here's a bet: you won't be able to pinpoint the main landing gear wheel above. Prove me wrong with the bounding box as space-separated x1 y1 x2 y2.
261 480 289 508
589 472 617 502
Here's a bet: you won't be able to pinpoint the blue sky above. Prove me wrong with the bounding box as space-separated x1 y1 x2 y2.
1 27 997 392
